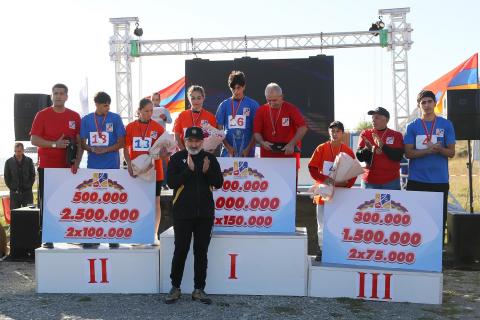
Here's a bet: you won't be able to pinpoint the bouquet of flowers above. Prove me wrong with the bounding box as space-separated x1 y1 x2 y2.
310 152 364 201
149 132 177 159
201 124 225 152
131 132 176 181
131 154 155 181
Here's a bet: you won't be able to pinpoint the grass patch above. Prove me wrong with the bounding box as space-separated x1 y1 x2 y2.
78 296 92 302
448 142 480 211
268 305 302 316
336 297 370 314
329 312 343 318
216 301 230 307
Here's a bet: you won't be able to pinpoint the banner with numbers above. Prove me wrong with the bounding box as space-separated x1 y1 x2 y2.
42 169 155 244
213 158 296 233
323 188 443 272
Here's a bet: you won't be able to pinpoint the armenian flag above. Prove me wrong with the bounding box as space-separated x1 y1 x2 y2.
423 53 478 114
153 77 186 114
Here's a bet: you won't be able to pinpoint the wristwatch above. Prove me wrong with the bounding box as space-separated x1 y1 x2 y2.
52 143 57 148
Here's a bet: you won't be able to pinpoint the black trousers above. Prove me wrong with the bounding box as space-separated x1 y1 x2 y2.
406 180 449 244
170 217 214 290
10 190 33 210
37 168 44 231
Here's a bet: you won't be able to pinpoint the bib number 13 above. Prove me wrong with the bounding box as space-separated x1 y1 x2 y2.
133 137 151 151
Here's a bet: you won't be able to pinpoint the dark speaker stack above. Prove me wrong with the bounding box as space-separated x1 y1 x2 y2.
9 207 41 260
445 89 480 140
14 93 52 141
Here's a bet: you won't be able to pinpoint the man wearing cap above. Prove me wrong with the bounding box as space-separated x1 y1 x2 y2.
356 107 404 190
165 126 223 305
308 121 356 261
404 90 455 243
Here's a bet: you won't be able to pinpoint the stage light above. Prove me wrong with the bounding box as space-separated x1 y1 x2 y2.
369 23 379 32
133 22 143 37
377 16 385 29
369 16 385 36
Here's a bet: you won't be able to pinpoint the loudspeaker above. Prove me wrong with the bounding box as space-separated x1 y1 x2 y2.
9 207 41 260
14 93 51 141
447 211 480 267
445 89 480 140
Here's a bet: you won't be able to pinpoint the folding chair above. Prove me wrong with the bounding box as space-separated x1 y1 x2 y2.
1 196 11 225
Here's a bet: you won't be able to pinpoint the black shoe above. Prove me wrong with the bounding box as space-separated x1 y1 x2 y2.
165 287 181 304
315 250 322 262
42 242 54 249
82 243 100 249
109 243 120 249
192 289 212 305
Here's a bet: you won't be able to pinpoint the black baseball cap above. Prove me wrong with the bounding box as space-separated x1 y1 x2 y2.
367 107 390 119
184 126 204 140
328 121 345 132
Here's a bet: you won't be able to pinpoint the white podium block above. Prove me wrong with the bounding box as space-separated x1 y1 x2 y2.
160 227 308 296
308 258 443 304
36 244 160 293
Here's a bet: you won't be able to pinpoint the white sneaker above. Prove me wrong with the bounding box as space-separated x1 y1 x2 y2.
152 235 160 246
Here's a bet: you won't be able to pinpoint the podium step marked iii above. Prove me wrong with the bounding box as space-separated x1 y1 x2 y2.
308 258 443 304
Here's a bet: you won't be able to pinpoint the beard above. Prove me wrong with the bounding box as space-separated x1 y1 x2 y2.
186 146 202 155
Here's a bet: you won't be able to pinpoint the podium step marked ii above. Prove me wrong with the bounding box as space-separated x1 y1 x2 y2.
36 244 160 293
308 258 443 304
160 227 308 296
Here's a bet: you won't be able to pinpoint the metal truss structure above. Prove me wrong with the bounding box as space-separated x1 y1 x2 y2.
379 8 413 130
109 17 137 122
110 8 412 130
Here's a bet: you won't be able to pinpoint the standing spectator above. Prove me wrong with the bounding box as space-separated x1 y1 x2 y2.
404 90 456 243
124 98 166 246
4 142 36 210
253 83 307 171
151 92 172 129
30 83 82 249
173 85 217 151
216 71 259 157
356 107 404 190
165 126 223 305
80 91 125 248
308 121 356 261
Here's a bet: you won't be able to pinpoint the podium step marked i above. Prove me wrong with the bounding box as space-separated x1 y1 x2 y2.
36 244 160 293
308 258 443 304
160 227 308 296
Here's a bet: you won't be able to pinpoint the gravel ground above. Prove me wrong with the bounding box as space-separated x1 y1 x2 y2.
1 257 479 320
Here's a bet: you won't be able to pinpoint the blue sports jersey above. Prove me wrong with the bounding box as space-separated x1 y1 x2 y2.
80 112 126 169
215 96 259 157
404 117 455 183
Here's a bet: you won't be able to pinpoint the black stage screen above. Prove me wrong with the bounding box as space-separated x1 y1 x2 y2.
185 55 334 157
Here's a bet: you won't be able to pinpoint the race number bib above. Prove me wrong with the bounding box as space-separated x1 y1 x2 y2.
133 137 152 151
228 115 246 129
415 135 437 150
89 131 109 146
323 161 334 175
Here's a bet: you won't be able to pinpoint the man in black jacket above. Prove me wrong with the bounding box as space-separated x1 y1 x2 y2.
4 143 36 209
165 126 223 305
